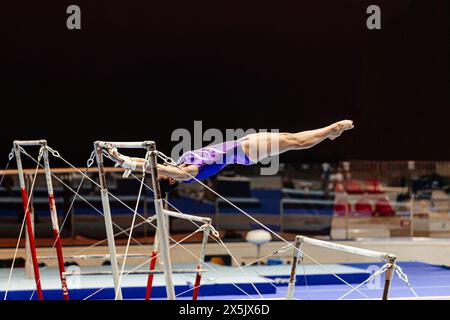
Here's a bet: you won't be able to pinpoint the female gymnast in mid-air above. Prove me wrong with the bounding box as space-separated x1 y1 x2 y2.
106 120 354 190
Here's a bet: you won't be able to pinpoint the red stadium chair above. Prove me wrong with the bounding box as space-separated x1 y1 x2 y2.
365 179 384 194
345 180 364 194
373 199 396 216
333 200 352 216
354 199 373 216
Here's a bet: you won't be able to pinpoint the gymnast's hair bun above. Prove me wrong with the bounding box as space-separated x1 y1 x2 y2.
159 178 179 194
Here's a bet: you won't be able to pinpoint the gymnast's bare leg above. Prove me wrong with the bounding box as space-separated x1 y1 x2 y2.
239 120 354 162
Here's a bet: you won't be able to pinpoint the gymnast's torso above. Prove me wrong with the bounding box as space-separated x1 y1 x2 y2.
177 140 254 182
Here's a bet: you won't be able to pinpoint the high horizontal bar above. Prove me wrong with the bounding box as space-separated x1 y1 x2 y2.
37 253 153 260
95 141 155 149
164 209 212 224
13 139 47 146
298 236 394 260
63 269 207 277
0 166 127 176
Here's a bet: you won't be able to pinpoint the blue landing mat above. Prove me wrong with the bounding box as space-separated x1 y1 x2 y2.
0 263 368 300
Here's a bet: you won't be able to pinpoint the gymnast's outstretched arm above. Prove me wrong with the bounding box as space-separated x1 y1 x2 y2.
105 147 198 181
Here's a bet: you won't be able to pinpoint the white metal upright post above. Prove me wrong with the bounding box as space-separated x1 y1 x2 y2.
94 142 123 300
410 194 415 238
344 195 349 240
147 141 176 300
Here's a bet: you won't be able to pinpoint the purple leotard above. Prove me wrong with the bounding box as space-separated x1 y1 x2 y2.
177 140 254 182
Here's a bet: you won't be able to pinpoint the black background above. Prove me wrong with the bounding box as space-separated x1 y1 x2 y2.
1 0 449 165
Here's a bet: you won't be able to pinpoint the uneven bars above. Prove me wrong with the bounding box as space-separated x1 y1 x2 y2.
93 140 176 300
13 139 70 299
298 236 395 261
95 141 155 149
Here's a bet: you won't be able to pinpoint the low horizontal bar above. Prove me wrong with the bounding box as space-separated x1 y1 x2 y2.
63 269 206 277
95 141 155 149
38 253 153 260
298 236 394 260
146 215 158 223
164 209 211 223
13 139 47 146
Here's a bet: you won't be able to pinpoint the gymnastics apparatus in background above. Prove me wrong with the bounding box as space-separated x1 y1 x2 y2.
286 236 398 300
12 140 68 300
2 139 417 300
8 140 210 300
92 140 210 300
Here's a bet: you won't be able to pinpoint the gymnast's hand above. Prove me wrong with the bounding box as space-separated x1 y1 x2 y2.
329 120 354 140
104 143 125 166
104 143 138 171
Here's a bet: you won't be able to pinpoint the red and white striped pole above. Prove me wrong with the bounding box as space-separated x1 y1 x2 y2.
42 143 69 300
192 222 210 300
13 142 43 300
144 240 158 300
146 191 173 300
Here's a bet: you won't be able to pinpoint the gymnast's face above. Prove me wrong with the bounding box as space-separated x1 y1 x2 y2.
158 175 177 185
158 175 179 194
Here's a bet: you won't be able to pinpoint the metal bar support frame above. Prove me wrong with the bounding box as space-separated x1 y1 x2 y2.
13 139 69 300
94 141 211 300
287 235 398 300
